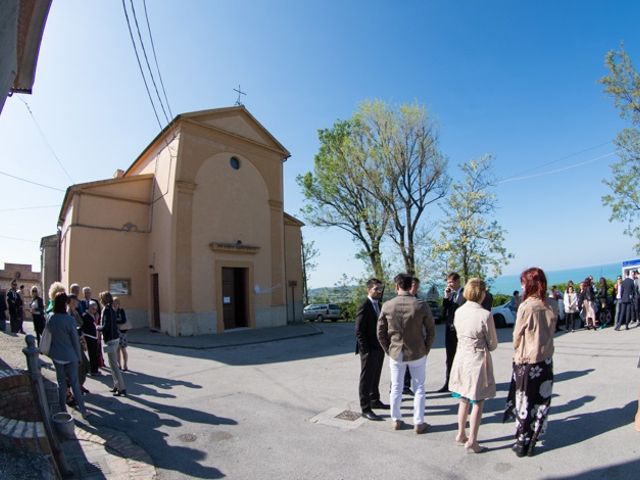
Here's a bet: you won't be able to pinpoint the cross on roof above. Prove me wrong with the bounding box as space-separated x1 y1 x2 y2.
233 85 247 106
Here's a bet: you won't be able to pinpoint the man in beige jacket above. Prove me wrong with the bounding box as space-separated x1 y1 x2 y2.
377 273 436 433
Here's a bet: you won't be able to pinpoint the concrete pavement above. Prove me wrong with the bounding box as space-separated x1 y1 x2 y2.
84 320 639 479
4 319 639 479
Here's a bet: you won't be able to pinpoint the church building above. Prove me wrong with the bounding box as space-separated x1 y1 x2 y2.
43 106 304 335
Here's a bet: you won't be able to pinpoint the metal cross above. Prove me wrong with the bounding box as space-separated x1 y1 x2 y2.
233 85 247 105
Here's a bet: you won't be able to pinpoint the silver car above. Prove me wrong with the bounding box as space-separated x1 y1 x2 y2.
303 303 342 322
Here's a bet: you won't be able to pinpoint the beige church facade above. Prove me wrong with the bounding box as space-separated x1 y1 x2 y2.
47 106 304 336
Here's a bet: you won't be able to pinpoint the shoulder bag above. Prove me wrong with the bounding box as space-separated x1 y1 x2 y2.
40 325 52 356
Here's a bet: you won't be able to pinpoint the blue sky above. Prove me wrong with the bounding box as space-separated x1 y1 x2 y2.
1 0 638 288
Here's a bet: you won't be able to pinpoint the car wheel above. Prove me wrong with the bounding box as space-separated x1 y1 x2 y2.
331 318 338 322
316 315 324 322
494 314 506 329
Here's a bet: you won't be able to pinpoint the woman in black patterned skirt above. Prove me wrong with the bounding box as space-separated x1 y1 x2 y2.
504 267 556 457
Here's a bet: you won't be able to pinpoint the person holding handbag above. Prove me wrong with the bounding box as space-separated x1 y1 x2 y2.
47 292 87 418
114 297 132 372
98 291 127 396
30 286 46 346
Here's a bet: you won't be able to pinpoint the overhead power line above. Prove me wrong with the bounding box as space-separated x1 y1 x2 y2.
129 0 170 124
497 152 616 184
142 0 173 118
0 169 66 192
0 234 40 243
0 204 60 212
498 140 612 184
17 96 75 184
121 0 163 129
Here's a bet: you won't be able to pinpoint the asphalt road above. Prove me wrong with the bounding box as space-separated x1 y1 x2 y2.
79 322 640 480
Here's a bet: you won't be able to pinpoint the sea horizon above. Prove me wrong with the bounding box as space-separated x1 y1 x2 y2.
489 261 629 295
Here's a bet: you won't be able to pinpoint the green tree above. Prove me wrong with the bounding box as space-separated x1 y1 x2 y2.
433 155 513 282
600 46 640 251
356 100 449 275
297 119 390 280
301 235 319 305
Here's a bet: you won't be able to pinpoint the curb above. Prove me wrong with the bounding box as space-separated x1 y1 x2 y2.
128 324 324 350
72 425 156 479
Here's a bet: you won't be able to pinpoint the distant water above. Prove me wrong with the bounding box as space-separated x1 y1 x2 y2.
489 262 625 295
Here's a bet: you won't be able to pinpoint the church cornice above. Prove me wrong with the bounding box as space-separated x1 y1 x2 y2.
209 242 260 255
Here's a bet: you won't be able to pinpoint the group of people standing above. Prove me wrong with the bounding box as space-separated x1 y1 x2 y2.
8 281 133 418
355 267 557 457
550 272 639 332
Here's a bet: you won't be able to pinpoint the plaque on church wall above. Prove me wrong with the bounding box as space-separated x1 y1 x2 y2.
109 278 131 296
223 296 231 304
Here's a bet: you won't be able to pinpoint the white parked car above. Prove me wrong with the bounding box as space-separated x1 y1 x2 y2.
491 299 517 328
491 296 564 328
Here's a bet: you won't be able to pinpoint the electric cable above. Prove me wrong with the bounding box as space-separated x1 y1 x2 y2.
17 96 75 184
121 0 163 129
0 169 66 192
142 0 173 118
129 0 170 124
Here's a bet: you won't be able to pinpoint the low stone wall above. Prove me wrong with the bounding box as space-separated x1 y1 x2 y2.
0 362 50 455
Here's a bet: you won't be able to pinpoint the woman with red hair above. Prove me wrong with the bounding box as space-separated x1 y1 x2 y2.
504 267 557 457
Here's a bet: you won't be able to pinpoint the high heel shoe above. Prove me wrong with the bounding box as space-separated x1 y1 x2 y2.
114 389 127 397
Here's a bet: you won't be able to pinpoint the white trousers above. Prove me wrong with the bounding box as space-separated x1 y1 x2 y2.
389 352 426 425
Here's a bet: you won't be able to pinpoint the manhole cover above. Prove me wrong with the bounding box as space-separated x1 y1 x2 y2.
178 433 198 442
334 410 361 421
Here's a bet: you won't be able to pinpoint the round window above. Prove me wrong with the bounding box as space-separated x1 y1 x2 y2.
230 156 240 170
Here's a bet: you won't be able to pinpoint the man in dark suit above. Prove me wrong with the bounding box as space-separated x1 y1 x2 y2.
355 278 387 421
439 272 463 392
6 280 23 334
615 272 636 330
0 288 7 331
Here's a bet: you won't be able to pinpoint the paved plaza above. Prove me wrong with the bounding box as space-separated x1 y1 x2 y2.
71 321 639 479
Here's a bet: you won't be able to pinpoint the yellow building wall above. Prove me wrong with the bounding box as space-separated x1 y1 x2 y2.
143 135 179 316
60 178 152 327
284 221 304 322
189 151 272 333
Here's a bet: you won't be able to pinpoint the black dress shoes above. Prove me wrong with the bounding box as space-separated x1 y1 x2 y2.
437 386 450 393
402 387 414 396
370 400 389 409
361 410 382 421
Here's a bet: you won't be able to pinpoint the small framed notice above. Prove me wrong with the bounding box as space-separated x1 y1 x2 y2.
223 296 231 304
109 278 131 296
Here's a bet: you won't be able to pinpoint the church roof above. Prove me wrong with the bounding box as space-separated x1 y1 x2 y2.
283 212 305 227
125 105 291 177
57 174 154 227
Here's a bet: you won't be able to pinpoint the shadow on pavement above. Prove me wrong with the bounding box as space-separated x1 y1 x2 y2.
84 387 237 479
87 369 202 399
543 401 636 453
543 458 640 479
129 323 356 366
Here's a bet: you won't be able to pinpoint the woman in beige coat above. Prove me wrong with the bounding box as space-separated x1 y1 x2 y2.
449 278 498 453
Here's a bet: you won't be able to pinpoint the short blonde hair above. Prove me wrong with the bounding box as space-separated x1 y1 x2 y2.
48 281 66 301
463 278 486 303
